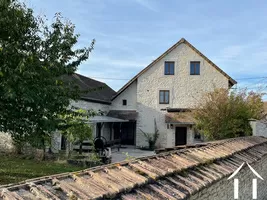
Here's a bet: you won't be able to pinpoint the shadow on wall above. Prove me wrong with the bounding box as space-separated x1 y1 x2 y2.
136 103 178 148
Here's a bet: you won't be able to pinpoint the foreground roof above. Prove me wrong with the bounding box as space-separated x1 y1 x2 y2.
64 73 116 104
112 38 237 100
1 136 267 199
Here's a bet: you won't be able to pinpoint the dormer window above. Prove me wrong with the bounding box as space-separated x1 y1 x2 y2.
122 99 127 106
164 61 174 75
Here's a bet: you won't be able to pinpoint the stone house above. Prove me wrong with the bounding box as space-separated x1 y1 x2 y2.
110 38 236 148
0 38 238 152
51 73 122 152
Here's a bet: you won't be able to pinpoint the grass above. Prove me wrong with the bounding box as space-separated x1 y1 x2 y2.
0 155 87 185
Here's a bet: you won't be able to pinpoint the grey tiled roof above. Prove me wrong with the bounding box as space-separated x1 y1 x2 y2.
64 73 116 104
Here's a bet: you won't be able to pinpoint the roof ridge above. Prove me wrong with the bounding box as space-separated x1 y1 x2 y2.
74 73 107 86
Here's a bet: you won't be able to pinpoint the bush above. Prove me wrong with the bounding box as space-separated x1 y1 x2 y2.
194 89 264 140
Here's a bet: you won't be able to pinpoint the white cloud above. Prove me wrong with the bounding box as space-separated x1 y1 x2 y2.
133 0 158 12
85 53 154 69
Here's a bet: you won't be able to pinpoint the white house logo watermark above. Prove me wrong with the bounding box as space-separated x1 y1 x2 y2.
228 162 264 199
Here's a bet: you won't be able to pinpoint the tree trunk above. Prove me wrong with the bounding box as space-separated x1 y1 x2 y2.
41 136 46 160
66 141 70 158
79 142 83 155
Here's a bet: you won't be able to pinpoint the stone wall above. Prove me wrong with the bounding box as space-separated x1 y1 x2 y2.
111 81 137 110
0 132 14 153
250 120 267 138
70 100 110 113
135 43 229 147
189 154 267 200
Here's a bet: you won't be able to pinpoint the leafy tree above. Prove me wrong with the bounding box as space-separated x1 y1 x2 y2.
0 0 95 152
194 89 264 140
59 109 95 156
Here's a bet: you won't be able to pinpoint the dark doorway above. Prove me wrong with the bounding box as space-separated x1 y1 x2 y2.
113 122 136 145
113 123 121 140
61 135 67 150
121 122 136 145
175 127 187 145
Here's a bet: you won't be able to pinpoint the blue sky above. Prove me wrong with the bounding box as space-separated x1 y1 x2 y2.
27 0 267 97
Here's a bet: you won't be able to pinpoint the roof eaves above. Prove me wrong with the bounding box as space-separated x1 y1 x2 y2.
80 97 111 105
183 39 237 86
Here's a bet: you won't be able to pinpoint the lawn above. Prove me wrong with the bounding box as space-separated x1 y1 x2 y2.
0 155 87 185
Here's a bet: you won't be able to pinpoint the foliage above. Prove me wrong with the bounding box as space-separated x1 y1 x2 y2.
0 0 95 152
139 119 159 150
122 152 135 160
0 154 86 185
59 109 95 155
194 88 265 140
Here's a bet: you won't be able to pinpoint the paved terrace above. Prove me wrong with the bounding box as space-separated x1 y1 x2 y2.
1 136 267 199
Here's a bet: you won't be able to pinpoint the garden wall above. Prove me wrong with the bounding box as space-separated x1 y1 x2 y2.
0 132 14 153
188 154 267 200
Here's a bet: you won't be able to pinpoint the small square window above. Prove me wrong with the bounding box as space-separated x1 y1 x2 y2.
122 99 127 106
164 61 175 75
159 90 169 104
190 61 200 75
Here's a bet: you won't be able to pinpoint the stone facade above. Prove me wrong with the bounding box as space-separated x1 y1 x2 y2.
113 42 231 148
70 100 110 113
189 154 267 200
111 81 137 111
0 132 14 153
250 120 267 138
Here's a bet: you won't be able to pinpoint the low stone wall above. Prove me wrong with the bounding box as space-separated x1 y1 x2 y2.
189 154 267 200
251 120 267 138
0 132 15 153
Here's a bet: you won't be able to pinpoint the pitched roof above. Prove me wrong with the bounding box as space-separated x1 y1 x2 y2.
108 110 138 121
1 136 266 200
64 73 116 104
112 38 237 100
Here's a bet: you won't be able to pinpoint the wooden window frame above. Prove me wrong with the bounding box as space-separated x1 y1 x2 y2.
159 90 170 104
164 61 175 75
190 61 200 75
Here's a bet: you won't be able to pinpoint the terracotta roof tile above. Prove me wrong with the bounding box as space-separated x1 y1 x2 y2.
1 136 267 199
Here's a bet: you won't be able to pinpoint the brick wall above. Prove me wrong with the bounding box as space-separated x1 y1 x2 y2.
189 154 267 200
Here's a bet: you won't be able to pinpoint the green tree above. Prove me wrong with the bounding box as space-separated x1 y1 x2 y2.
59 109 94 155
0 0 95 152
194 89 264 140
